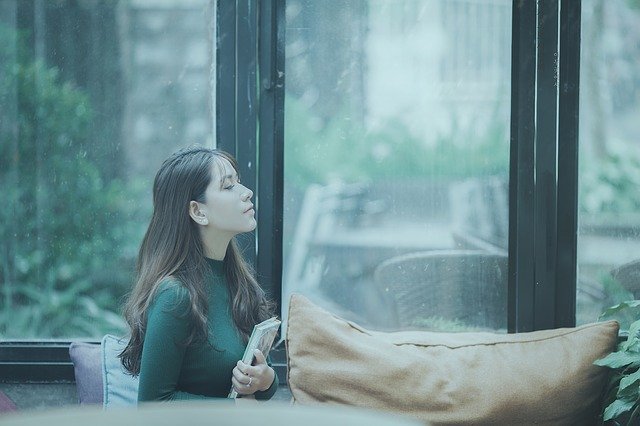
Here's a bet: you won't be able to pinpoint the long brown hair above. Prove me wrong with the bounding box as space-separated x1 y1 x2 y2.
120 146 274 375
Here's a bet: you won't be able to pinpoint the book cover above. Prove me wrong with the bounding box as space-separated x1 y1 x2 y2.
228 316 281 398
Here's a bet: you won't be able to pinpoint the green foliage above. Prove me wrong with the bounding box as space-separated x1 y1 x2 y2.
596 301 640 424
581 140 640 214
0 24 135 338
599 275 636 328
284 96 509 190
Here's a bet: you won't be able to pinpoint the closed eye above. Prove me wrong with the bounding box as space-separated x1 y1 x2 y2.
220 173 239 190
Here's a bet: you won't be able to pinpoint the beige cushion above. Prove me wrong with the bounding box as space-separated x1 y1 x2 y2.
286 294 619 426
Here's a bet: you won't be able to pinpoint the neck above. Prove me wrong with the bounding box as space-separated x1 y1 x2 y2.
202 230 232 261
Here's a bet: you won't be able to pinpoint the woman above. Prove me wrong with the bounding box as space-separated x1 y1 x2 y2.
120 146 278 401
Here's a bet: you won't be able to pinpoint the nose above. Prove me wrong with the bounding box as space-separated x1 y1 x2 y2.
241 187 253 201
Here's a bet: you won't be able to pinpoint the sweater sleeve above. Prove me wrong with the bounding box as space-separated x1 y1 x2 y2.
137 280 214 402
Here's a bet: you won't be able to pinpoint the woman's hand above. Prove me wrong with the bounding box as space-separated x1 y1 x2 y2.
231 349 275 395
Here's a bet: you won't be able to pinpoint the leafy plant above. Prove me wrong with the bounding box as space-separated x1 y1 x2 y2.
595 300 640 425
0 24 137 338
580 139 640 215
284 96 509 190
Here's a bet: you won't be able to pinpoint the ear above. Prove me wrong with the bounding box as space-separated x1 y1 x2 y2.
189 200 209 226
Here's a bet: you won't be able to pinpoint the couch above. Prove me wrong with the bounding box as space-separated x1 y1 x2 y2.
10 294 616 425
0 401 422 426
285 294 619 426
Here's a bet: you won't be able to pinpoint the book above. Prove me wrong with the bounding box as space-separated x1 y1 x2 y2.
228 316 281 398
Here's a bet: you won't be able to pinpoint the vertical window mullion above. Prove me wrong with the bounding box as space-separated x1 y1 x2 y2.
236 0 258 181
216 0 237 154
556 0 581 328
257 0 285 307
534 0 560 331
234 0 258 266
509 0 537 333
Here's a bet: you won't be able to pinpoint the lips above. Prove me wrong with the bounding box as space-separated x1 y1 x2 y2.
244 204 254 214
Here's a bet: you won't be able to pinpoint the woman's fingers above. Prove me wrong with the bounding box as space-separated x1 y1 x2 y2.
235 361 251 375
231 357 274 394
231 366 254 394
253 349 267 365
232 366 250 383
231 375 251 394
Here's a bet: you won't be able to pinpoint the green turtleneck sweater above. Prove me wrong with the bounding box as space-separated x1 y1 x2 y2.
137 258 278 401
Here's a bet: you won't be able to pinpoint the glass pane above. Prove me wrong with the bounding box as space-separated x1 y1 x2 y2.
282 0 512 332
0 0 214 338
577 0 640 329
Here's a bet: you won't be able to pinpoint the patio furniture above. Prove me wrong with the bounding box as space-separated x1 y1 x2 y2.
610 258 640 298
373 250 508 330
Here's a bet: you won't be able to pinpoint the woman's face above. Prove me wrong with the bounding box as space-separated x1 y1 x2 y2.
200 157 256 236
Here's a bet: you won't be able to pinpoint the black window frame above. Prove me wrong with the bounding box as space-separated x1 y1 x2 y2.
1 0 582 383
509 0 581 332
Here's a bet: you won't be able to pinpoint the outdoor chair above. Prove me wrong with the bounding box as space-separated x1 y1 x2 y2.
373 250 508 330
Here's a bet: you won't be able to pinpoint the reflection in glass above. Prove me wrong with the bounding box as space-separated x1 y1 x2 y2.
577 0 640 328
0 0 214 338
283 0 512 332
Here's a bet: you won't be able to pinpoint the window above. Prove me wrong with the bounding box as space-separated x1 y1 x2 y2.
0 0 215 339
576 0 640 327
282 0 512 333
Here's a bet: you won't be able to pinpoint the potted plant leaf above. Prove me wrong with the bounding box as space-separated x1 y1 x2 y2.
595 300 640 425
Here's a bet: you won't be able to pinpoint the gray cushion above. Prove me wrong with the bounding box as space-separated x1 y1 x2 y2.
69 342 103 405
101 334 139 408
